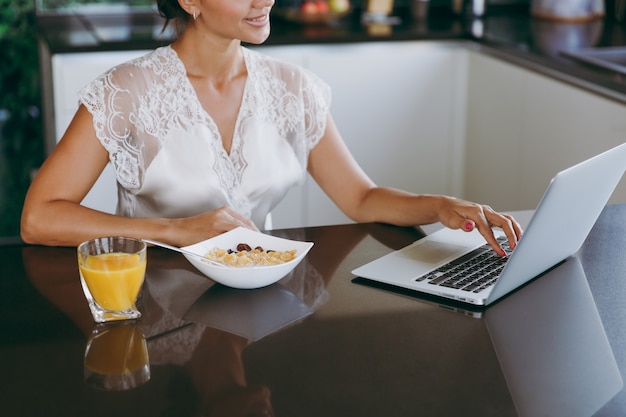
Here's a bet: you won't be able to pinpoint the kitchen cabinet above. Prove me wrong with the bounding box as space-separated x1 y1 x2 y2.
49 41 468 228
465 52 626 211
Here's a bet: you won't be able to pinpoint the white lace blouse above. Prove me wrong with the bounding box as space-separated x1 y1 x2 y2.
78 45 331 227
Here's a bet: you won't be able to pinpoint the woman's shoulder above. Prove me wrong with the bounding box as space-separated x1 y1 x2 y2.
243 47 329 90
79 45 184 118
104 46 176 76
82 46 184 101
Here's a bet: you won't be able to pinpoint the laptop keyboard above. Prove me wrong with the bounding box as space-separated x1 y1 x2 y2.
418 236 512 293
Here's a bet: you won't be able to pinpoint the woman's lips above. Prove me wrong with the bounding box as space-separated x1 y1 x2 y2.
245 14 270 27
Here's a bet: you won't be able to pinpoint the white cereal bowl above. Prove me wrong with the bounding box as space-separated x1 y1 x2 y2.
181 227 314 289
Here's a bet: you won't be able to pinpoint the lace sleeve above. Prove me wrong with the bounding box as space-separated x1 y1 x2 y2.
256 54 332 171
299 67 332 151
78 65 143 190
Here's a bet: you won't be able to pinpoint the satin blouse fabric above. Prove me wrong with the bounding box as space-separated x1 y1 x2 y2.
78 45 331 228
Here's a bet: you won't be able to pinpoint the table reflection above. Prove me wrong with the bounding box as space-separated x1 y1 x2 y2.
20 229 352 416
18 221 621 416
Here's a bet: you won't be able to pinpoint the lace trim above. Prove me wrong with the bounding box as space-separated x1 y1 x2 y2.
80 72 142 189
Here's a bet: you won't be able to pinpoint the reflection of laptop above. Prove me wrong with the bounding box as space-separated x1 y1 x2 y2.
355 256 622 415
483 256 623 417
352 143 626 306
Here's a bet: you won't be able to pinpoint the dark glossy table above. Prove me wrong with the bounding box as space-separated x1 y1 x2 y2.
2 205 626 416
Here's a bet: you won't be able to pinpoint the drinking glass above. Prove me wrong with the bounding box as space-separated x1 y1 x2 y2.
84 321 150 391
78 237 147 323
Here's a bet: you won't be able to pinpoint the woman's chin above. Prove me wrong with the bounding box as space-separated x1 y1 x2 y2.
245 31 271 45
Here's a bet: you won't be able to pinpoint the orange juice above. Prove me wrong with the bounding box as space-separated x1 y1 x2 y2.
80 253 146 311
84 324 148 375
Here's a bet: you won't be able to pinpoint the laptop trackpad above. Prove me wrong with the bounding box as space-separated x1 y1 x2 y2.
353 239 469 281
401 240 467 264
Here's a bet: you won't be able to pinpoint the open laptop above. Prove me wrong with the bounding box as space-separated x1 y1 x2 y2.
352 142 626 307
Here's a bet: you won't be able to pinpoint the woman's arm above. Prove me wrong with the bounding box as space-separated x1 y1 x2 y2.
307 115 523 255
21 105 256 247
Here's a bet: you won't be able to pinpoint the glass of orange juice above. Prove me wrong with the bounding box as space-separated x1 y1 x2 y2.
84 321 150 391
78 237 147 323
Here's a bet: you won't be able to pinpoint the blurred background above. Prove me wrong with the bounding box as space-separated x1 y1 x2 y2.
0 0 537 241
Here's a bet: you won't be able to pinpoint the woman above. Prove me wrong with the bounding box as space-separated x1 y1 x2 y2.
21 0 522 255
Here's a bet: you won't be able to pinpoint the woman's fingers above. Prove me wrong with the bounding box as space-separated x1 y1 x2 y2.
469 207 523 256
442 199 523 256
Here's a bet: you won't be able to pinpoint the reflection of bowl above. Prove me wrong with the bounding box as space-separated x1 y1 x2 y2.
181 227 314 289
184 283 313 341
274 8 351 25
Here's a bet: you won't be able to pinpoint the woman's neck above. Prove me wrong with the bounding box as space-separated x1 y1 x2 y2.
171 30 244 84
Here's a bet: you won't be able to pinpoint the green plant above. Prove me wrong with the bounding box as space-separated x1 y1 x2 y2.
0 0 44 237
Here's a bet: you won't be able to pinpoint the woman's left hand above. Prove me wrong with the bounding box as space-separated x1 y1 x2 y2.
436 197 523 256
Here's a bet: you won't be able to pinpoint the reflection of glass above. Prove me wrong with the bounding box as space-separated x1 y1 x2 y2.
84 321 150 391
78 237 147 323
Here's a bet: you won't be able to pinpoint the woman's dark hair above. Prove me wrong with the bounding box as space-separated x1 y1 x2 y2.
156 0 190 36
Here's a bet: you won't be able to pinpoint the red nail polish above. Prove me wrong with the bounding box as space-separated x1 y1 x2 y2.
464 221 474 231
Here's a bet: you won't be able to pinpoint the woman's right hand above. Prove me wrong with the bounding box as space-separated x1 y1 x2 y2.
169 206 259 247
